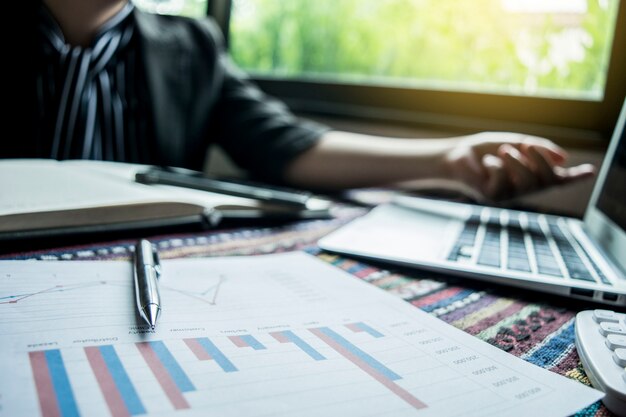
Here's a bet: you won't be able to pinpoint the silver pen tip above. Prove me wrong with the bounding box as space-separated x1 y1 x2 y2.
145 303 160 329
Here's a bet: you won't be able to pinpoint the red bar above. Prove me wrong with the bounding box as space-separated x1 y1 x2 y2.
28 351 61 417
228 336 248 347
309 329 427 410
184 338 212 360
270 332 289 343
136 343 190 410
372 371 429 410
345 323 364 333
84 347 131 417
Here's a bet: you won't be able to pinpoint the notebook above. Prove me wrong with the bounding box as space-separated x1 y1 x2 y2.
0 159 332 240
319 98 626 307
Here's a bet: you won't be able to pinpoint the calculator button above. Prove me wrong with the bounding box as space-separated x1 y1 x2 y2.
605 334 626 350
593 309 621 323
599 322 626 336
613 349 626 367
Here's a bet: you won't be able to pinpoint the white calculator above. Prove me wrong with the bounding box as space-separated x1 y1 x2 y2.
575 309 626 416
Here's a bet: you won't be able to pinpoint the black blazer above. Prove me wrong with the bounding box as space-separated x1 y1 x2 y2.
17 7 327 181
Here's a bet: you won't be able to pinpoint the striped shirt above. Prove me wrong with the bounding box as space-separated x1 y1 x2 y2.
36 2 154 162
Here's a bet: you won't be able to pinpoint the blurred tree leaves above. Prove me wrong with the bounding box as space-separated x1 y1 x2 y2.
229 0 618 99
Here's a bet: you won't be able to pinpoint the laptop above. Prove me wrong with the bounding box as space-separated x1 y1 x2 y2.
319 98 626 307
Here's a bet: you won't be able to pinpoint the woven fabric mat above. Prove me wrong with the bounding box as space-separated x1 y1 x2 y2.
2 215 614 416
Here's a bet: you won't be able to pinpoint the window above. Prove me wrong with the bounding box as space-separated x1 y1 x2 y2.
132 0 208 18
225 0 626 143
134 0 626 142
230 0 617 101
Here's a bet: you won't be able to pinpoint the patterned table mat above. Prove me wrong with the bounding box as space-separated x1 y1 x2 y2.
1 216 616 416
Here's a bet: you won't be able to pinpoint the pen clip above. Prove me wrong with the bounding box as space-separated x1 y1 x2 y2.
151 245 162 278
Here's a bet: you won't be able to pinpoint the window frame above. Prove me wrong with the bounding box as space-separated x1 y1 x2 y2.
208 0 626 145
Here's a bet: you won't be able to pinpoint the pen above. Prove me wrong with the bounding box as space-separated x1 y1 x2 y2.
133 239 162 329
135 167 312 208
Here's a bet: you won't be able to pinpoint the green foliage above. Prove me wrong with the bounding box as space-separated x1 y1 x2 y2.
229 0 618 98
179 0 207 18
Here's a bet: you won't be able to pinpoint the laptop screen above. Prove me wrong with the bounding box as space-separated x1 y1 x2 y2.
585 98 626 274
595 120 626 231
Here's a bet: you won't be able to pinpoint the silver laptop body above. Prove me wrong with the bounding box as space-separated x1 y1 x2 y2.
319 99 626 307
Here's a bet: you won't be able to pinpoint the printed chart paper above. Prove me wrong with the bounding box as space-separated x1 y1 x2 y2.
0 252 602 417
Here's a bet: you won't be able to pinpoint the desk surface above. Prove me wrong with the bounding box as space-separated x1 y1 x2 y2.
0 207 613 416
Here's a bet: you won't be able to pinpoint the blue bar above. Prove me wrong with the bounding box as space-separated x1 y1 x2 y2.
241 335 266 350
196 338 238 372
318 327 401 380
355 323 384 338
99 345 146 415
149 341 196 392
282 331 326 361
44 349 80 417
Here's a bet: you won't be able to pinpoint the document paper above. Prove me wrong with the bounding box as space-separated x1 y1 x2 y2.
0 252 602 417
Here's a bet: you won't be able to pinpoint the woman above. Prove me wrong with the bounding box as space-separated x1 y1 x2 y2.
18 0 595 202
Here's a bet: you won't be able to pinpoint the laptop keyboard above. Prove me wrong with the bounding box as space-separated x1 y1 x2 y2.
447 208 610 285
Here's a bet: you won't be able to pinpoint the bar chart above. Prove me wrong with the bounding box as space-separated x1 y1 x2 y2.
0 252 603 417
26 322 430 417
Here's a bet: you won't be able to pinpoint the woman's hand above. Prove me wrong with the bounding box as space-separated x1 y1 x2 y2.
443 132 596 202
